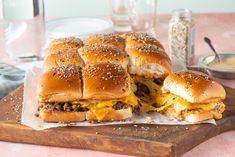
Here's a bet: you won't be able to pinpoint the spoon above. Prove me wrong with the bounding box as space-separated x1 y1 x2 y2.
204 37 220 63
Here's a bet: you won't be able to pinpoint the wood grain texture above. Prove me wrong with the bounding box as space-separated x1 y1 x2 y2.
0 86 234 157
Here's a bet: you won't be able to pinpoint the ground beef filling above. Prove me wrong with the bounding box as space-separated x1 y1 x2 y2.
112 101 129 110
153 78 164 86
39 102 88 112
133 105 141 114
134 82 150 97
39 101 130 112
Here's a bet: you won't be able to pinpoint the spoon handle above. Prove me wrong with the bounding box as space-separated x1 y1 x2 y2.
204 37 220 60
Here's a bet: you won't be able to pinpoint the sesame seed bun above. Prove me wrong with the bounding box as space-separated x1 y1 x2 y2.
183 110 217 123
43 48 84 71
165 107 214 123
84 33 125 50
78 44 129 69
82 63 131 100
38 65 82 102
165 101 225 123
39 109 86 123
126 44 172 78
47 37 83 55
163 71 226 103
86 107 132 122
122 32 165 50
39 107 132 123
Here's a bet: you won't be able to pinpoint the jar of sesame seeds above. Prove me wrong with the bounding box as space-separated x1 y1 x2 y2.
169 8 195 67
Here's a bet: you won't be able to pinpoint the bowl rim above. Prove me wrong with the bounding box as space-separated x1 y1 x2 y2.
198 53 235 74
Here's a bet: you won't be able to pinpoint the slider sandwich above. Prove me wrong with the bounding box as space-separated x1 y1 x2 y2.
38 65 86 122
125 43 172 112
82 63 137 121
155 71 226 123
78 44 140 114
37 63 138 122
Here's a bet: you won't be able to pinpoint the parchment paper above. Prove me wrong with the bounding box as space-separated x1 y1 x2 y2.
21 67 216 130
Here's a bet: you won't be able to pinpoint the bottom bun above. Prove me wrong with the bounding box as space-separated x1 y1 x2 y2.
40 109 86 123
86 107 132 122
183 111 214 123
165 108 216 123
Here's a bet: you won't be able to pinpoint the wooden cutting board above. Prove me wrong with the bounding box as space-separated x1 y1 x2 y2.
0 86 234 157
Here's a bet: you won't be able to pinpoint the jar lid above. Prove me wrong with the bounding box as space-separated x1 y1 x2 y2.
46 17 114 41
172 8 192 18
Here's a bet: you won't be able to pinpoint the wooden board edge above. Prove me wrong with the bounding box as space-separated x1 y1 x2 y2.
0 122 175 157
174 116 235 156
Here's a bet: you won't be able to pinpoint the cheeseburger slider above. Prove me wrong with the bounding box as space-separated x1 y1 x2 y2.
125 44 172 111
82 63 137 122
78 44 139 116
155 71 226 123
84 33 125 50
38 65 86 122
37 63 137 122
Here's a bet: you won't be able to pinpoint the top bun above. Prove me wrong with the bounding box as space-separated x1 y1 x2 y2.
47 37 83 55
43 48 84 71
83 63 131 100
163 71 226 103
122 32 164 50
126 44 172 78
84 33 125 50
38 65 82 102
78 44 129 69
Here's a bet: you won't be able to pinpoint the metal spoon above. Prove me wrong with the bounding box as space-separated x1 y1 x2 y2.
204 37 220 63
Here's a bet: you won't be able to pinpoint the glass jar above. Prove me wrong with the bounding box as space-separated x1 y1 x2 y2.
2 0 45 61
169 8 195 67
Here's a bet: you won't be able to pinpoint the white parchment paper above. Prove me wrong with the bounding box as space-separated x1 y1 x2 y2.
21 67 216 130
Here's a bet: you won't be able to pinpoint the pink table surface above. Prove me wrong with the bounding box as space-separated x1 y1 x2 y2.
1 13 235 157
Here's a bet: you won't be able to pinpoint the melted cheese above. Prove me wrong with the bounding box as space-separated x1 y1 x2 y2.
155 92 223 114
72 91 139 121
121 91 139 107
132 76 161 106
132 76 161 96
140 103 156 113
91 107 113 121
68 79 140 121
73 100 115 121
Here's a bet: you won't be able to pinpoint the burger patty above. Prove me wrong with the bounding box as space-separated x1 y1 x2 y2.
134 82 150 97
39 102 89 112
153 78 164 86
39 101 130 112
112 101 129 110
